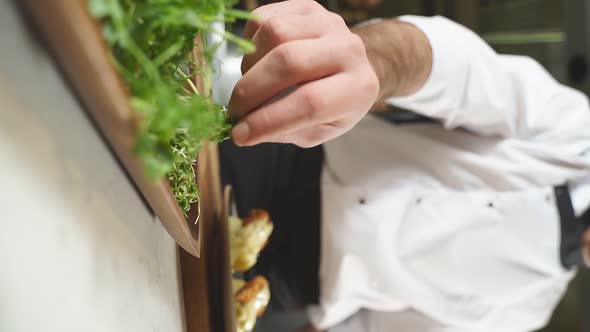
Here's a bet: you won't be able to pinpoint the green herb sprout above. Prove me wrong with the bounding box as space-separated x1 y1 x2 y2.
89 0 252 215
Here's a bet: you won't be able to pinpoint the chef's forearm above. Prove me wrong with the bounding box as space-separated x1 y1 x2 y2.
352 19 432 101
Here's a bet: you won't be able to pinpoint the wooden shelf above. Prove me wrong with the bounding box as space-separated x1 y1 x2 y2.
180 149 236 331
20 0 203 257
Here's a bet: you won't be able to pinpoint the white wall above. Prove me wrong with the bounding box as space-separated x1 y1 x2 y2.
0 2 185 331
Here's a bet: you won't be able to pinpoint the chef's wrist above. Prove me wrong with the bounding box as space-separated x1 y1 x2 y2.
352 19 432 101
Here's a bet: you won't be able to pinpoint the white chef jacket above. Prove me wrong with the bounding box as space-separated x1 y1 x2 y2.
307 16 590 332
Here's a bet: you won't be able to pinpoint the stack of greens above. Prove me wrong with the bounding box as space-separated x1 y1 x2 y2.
88 0 252 215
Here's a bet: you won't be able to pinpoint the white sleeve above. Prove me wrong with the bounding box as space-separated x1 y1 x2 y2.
326 309 454 332
387 16 590 144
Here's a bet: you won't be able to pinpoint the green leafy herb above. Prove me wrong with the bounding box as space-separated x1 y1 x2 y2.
89 0 253 215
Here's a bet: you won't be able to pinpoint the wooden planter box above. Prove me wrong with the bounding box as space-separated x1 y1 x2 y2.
21 0 207 257
21 1 235 331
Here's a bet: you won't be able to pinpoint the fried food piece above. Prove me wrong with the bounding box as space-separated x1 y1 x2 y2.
230 209 273 272
230 209 273 331
232 278 246 294
234 276 271 332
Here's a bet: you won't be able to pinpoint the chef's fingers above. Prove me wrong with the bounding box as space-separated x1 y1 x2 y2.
232 66 375 146
270 118 358 148
242 0 322 40
241 10 346 74
229 35 356 120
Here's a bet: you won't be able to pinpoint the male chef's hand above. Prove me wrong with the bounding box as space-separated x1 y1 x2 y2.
228 0 379 147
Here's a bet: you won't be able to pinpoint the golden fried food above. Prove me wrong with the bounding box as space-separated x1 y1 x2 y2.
230 209 273 332
232 278 246 294
234 276 271 332
229 209 273 272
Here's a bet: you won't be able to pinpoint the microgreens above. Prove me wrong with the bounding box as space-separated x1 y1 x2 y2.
89 0 253 215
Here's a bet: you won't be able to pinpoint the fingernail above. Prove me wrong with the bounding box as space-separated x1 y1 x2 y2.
232 122 250 146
